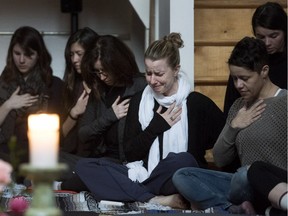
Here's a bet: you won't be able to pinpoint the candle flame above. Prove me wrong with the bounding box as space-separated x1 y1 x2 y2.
28 114 59 131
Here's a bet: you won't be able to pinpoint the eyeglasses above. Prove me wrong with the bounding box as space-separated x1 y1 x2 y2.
93 69 108 78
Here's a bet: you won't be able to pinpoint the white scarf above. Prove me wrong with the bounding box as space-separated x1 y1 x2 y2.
126 72 191 182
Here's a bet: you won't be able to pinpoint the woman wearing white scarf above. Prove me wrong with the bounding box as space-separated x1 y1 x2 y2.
74 33 225 209
126 71 191 182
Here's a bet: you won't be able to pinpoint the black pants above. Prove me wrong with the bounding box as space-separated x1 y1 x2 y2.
63 152 198 202
247 161 287 214
58 151 84 181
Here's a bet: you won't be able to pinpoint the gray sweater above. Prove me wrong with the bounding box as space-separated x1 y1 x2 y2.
213 89 287 170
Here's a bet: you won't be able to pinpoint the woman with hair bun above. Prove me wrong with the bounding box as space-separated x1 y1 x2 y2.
66 32 225 208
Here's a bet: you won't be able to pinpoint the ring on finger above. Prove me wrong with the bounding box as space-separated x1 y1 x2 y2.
170 116 174 121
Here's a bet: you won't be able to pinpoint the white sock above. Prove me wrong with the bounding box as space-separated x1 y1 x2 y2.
279 193 287 210
53 181 62 190
265 206 272 216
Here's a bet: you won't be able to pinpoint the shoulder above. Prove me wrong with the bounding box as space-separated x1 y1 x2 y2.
0 78 9 89
129 89 144 107
187 91 224 117
132 75 147 89
226 97 244 120
270 90 287 109
0 81 17 104
51 76 64 88
187 91 215 105
125 75 147 97
52 76 64 84
132 89 144 100
269 52 287 65
0 79 17 95
277 89 288 97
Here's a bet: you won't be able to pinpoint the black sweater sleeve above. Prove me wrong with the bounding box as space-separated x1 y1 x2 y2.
186 92 225 167
78 98 118 144
123 91 170 162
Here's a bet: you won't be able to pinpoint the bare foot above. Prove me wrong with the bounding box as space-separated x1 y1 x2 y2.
149 194 189 209
228 201 256 215
190 202 200 210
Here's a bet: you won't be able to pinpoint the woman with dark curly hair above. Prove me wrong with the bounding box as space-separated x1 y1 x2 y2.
55 34 147 183
75 34 147 158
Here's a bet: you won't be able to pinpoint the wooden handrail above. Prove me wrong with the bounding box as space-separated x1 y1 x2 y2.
195 40 238 46
195 0 287 8
195 76 228 85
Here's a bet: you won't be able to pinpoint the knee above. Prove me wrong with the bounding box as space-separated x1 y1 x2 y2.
172 167 197 183
75 158 92 173
173 167 186 178
250 161 266 170
172 152 199 168
229 166 254 203
247 161 266 182
172 167 188 187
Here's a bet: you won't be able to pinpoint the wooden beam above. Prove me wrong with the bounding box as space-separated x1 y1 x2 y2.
149 0 155 44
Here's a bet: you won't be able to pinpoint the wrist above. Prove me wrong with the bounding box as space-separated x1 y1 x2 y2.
230 119 238 128
3 100 12 111
69 110 78 121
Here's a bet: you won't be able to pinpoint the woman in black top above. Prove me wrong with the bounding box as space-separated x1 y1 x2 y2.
60 27 99 155
56 34 147 184
76 35 147 158
0 26 63 166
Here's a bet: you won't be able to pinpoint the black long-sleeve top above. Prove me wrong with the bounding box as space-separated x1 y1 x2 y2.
77 76 147 159
123 90 225 168
0 76 64 162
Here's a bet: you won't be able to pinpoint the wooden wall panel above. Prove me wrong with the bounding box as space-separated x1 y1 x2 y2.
195 46 233 79
195 85 227 110
194 0 287 160
194 0 287 111
195 9 255 45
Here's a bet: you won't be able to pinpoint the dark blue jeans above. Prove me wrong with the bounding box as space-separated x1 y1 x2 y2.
172 165 253 210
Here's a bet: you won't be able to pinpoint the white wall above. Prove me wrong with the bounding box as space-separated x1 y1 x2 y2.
0 0 146 79
0 0 193 85
154 0 194 88
170 0 194 89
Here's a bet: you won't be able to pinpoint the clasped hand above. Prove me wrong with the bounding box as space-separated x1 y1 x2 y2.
157 102 182 127
112 96 130 119
6 86 39 110
70 89 90 118
231 99 266 129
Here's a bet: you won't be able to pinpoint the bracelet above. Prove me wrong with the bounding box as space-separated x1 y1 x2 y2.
68 112 78 121
279 191 288 209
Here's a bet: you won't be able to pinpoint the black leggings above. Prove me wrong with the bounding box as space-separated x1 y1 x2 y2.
247 161 287 213
248 161 287 197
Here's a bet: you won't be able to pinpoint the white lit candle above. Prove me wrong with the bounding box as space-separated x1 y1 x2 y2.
28 114 60 168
